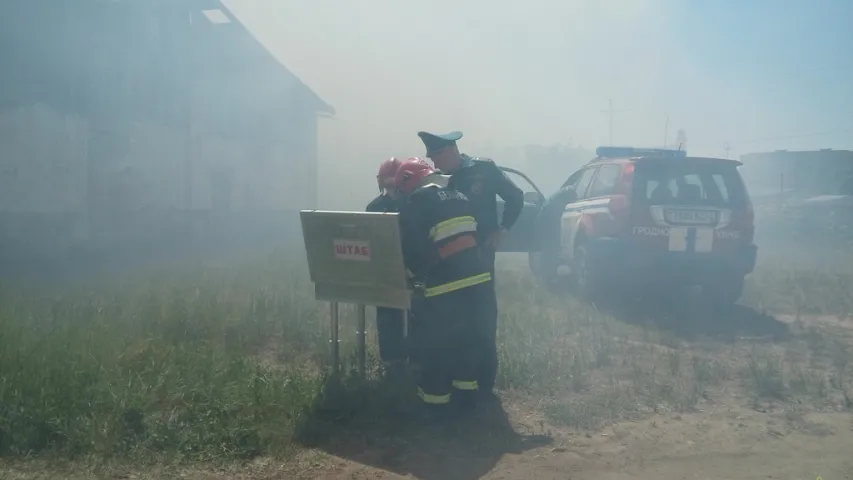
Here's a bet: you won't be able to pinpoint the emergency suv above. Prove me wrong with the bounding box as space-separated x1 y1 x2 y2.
496 147 758 308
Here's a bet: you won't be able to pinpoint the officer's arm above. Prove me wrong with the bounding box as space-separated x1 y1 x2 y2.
491 163 525 230
398 202 431 279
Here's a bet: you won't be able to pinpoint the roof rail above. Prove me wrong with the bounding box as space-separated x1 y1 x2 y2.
595 146 687 159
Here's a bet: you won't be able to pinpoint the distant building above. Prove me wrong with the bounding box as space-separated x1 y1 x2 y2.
0 0 333 259
739 149 853 198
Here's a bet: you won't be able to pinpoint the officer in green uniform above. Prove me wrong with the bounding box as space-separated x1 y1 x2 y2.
417 130 524 397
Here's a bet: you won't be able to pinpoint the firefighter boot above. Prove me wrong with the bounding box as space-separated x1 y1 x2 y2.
450 387 478 416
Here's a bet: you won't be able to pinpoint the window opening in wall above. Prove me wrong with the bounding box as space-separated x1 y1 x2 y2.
201 9 231 25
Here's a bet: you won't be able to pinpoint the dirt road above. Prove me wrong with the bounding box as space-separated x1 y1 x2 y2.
489 407 851 480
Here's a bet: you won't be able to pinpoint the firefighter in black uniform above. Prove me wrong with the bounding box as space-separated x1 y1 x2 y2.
366 157 407 372
417 131 524 396
394 157 493 419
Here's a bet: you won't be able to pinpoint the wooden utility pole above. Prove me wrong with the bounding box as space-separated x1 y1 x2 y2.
604 99 614 145
601 99 630 145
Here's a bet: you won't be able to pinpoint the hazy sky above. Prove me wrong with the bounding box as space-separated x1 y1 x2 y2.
223 0 852 200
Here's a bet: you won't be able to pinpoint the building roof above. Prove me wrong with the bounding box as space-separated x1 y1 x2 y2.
0 0 333 137
193 0 334 116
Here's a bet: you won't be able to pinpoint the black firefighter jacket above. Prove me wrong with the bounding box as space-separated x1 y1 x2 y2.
365 193 399 214
398 183 492 298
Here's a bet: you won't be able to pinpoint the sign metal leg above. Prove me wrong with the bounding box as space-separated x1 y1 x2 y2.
403 309 409 337
330 301 340 373
403 309 409 366
356 304 367 377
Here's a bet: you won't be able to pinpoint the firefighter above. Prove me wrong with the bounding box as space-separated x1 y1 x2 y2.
394 157 493 419
417 130 524 396
366 157 407 372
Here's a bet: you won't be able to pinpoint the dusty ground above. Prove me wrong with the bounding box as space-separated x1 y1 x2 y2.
274 391 853 480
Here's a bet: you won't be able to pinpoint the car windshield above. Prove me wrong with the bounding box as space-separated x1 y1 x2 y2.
632 160 747 207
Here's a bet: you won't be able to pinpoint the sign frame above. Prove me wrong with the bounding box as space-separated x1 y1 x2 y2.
299 209 411 375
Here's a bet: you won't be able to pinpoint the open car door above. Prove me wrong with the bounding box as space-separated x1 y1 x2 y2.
496 166 544 252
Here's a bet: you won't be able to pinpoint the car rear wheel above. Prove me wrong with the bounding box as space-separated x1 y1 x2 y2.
701 275 745 310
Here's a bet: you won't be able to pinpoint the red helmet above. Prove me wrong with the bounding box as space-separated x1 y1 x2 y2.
394 157 435 195
377 157 401 192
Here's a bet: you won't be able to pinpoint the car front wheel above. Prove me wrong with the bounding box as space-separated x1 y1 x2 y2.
528 251 559 285
572 243 605 301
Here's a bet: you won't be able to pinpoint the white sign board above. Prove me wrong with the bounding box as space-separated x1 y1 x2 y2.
299 210 410 309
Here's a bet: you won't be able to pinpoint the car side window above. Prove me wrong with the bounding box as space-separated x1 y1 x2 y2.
574 167 599 200
587 164 622 198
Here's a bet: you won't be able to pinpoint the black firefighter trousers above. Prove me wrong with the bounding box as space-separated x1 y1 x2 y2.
376 307 406 364
409 282 492 409
478 247 499 393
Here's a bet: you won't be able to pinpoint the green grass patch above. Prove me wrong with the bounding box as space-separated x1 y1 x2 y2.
0 255 327 461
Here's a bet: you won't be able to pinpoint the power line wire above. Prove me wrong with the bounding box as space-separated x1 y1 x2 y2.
601 99 632 145
733 128 853 145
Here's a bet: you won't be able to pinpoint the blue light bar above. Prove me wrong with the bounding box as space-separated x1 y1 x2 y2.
596 146 687 159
